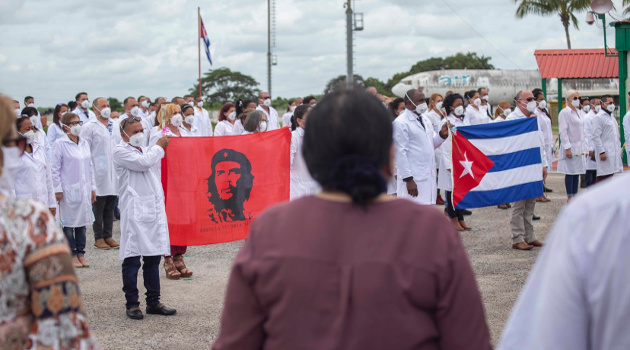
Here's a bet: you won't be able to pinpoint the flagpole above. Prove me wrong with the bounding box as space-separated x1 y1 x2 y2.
198 7 201 98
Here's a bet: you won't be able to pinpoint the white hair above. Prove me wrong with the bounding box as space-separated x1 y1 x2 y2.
565 89 578 100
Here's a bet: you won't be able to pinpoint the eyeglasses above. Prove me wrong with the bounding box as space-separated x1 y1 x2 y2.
2 136 27 156
67 121 83 126
522 97 536 102
119 117 141 131
571 96 580 100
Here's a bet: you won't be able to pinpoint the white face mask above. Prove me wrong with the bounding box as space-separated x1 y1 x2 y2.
482 95 489 101
185 115 195 125
14 108 20 116
582 105 591 113
0 146 21 196
197 101 204 108
435 101 443 110
607 103 616 113
416 103 428 114
571 99 580 108
263 99 272 107
503 108 512 117
538 100 547 109
290 106 297 112
258 120 268 132
453 106 465 116
70 124 82 136
20 130 36 144
140 100 149 109
27 102 35 108
171 114 183 127
526 101 537 113
81 100 90 109
473 98 482 107
129 106 140 117
227 111 236 121
98 107 111 119
594 105 602 113
124 130 145 147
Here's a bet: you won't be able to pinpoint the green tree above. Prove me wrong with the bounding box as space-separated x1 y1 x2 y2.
189 67 260 105
107 97 123 112
514 0 592 49
323 74 366 95
364 77 389 96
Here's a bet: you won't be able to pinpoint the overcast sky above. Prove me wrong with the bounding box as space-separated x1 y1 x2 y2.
0 0 624 107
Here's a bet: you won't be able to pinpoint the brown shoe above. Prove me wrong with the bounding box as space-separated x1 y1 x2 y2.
164 257 181 280
78 256 90 268
104 238 120 248
450 217 465 231
436 195 445 205
173 254 193 278
528 240 544 247
94 238 111 250
72 256 83 268
459 220 472 231
498 204 509 209
512 242 534 250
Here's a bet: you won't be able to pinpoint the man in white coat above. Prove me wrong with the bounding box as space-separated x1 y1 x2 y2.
256 92 280 131
185 95 213 136
72 92 96 125
82 97 120 250
592 95 623 183
393 89 449 205
113 117 176 320
505 90 547 250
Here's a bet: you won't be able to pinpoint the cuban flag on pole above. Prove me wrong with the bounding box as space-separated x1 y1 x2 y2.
200 17 212 65
452 118 544 209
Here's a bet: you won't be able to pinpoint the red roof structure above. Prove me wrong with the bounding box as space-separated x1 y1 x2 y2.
534 49 619 79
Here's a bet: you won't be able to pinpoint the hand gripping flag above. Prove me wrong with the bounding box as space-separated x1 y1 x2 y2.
452 118 544 209
200 17 212 65
163 128 291 246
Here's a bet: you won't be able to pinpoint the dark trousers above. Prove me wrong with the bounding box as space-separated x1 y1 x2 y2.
565 175 580 198
63 226 86 256
596 174 614 183
122 256 162 310
585 170 597 188
92 195 116 240
169 245 187 257
445 191 464 221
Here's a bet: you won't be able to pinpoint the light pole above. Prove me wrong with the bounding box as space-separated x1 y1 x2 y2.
345 0 363 89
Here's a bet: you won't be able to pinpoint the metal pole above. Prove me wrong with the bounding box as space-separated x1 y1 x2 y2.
541 78 547 101
267 0 272 95
198 7 202 98
346 0 353 89
557 78 563 120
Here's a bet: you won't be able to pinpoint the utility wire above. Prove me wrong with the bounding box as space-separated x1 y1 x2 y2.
438 0 522 69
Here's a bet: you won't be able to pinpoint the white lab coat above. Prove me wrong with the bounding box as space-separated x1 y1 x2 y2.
147 111 156 130
14 143 56 209
50 136 96 227
232 119 245 136
464 105 490 125
506 108 548 168
256 105 280 130
34 130 46 152
290 127 320 200
536 109 555 172
557 107 587 175
46 123 65 159
393 109 445 204
81 118 118 196
193 107 213 136
583 111 598 171
591 110 623 176
437 115 465 191
497 173 630 350
72 107 95 125
214 120 236 136
423 109 443 170
179 124 201 137
113 142 169 260
624 111 630 161
282 112 293 128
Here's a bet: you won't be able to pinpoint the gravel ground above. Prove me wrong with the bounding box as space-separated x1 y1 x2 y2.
80 172 567 349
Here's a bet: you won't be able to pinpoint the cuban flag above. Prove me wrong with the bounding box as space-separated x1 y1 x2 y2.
200 17 212 65
452 118 544 209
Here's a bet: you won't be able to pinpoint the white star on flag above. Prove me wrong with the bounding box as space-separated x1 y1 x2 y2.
459 152 474 179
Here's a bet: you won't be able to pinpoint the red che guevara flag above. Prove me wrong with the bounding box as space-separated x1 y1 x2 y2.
163 128 291 246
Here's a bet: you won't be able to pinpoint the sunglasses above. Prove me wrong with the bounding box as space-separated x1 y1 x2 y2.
522 97 536 102
119 117 142 130
3 136 27 156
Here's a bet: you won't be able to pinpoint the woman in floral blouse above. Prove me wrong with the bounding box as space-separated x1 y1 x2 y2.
0 95 100 349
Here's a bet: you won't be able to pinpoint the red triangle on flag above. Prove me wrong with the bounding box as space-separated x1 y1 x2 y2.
451 131 495 207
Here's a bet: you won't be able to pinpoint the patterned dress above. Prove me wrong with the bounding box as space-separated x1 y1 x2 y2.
0 197 100 349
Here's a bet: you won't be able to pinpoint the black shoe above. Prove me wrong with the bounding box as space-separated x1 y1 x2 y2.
126 307 144 320
532 215 541 221
146 303 176 316
544 186 553 193
462 209 472 216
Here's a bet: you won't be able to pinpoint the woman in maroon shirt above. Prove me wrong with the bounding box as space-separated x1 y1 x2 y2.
213 89 492 350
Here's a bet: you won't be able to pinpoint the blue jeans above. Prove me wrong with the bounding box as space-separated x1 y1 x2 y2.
122 256 162 310
585 170 597 188
565 175 580 198
62 226 86 256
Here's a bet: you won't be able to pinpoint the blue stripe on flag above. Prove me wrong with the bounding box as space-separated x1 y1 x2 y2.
455 181 543 209
456 117 537 140
487 148 542 173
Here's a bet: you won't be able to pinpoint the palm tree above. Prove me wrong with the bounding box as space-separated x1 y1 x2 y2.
624 0 630 14
514 0 593 49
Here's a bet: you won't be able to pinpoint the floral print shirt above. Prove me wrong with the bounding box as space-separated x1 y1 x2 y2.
0 197 100 349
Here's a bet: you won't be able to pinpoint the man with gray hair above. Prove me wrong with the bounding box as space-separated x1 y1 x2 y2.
256 92 279 131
